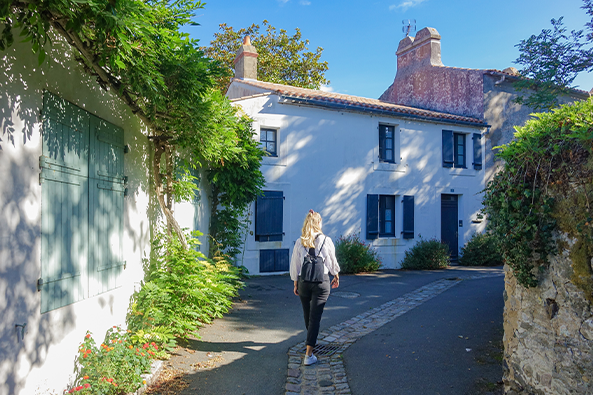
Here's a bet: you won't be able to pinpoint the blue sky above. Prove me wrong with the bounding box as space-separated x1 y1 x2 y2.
186 0 593 99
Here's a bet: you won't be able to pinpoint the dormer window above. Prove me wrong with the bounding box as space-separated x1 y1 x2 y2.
260 128 278 157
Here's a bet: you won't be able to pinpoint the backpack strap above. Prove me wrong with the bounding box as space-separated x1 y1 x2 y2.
305 234 326 257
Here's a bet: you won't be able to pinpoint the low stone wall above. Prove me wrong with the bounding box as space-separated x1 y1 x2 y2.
503 237 593 394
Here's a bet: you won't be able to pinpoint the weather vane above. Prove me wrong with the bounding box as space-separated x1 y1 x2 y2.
402 19 416 37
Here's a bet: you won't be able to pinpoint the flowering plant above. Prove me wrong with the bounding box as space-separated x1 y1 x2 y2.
66 326 158 394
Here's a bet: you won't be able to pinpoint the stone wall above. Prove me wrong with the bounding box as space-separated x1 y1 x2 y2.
503 235 593 394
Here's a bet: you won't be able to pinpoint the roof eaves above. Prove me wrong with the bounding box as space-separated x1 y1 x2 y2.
278 95 488 128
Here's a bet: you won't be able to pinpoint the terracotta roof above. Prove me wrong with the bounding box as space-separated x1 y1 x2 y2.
231 78 487 126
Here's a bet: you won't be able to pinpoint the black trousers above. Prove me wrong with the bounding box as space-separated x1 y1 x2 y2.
298 277 330 347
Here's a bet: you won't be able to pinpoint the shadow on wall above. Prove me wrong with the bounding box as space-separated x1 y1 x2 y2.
0 33 155 394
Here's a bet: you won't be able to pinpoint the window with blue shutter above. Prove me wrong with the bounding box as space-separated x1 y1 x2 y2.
472 133 482 170
255 191 284 241
402 196 414 239
443 130 467 168
454 133 466 168
367 194 398 239
39 92 125 313
379 124 395 163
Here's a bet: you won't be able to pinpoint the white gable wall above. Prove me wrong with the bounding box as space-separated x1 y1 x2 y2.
231 91 486 274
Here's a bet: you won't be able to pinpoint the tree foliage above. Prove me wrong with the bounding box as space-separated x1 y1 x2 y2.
203 20 329 92
1 0 264 252
514 1 593 111
483 98 593 289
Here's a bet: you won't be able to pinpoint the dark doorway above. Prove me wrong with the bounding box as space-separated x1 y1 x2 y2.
441 194 459 261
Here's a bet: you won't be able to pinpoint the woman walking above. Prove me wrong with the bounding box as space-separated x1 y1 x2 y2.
290 210 340 365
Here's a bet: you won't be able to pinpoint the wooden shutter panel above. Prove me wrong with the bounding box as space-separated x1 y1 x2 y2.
255 191 284 241
275 249 290 271
366 194 379 240
259 250 275 272
472 133 483 170
40 92 89 312
88 115 125 296
379 125 386 161
402 196 415 239
442 130 454 168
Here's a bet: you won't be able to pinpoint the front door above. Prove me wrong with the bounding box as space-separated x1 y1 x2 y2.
441 194 458 261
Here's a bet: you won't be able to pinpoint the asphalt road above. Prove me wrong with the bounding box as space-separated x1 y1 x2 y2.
155 266 504 395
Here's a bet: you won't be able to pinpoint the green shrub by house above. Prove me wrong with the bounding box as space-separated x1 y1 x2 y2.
400 238 450 270
459 232 504 267
127 230 243 339
335 233 382 274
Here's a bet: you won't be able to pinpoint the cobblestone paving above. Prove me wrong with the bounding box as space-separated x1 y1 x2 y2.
284 272 504 395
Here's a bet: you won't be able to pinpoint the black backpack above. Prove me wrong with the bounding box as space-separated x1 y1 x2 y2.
300 235 327 283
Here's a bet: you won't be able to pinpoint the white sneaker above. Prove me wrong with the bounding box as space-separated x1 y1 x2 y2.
304 354 317 366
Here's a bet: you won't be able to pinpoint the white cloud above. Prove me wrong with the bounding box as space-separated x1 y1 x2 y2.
389 0 427 11
300 0 311 4
319 85 334 92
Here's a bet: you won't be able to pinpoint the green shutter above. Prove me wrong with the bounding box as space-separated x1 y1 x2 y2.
40 92 89 313
88 115 125 296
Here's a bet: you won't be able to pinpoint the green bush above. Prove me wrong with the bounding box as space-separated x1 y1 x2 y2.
459 232 504 267
400 238 450 270
335 233 382 274
127 230 243 339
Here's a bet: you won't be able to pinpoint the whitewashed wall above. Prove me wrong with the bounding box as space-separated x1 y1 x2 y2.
0 32 208 394
229 84 486 274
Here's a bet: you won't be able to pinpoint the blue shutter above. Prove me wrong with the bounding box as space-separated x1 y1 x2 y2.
472 133 482 170
402 196 415 239
274 249 290 271
40 92 89 313
366 194 379 240
259 250 275 272
379 125 386 162
88 115 125 296
442 130 454 168
255 191 284 241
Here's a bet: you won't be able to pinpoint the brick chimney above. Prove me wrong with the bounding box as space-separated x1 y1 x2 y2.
234 36 258 80
395 27 443 77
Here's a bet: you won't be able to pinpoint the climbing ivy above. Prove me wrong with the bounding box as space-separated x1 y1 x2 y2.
483 98 593 293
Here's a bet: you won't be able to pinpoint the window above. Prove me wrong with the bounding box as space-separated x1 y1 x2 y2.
255 190 284 241
379 124 395 163
442 130 466 168
260 249 289 272
367 194 414 240
39 91 125 313
260 128 278 157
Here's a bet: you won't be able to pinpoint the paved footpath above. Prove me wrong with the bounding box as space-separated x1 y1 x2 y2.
152 267 504 395
284 273 503 395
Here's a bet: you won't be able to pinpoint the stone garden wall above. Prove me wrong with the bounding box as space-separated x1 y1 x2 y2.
503 235 593 394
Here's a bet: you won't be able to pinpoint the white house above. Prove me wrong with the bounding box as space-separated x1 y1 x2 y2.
228 38 488 275
0 32 209 394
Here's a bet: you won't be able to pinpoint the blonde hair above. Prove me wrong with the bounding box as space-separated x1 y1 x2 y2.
301 211 323 248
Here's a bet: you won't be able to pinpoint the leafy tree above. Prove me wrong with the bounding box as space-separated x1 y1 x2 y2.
1 0 263 251
514 1 593 110
203 20 329 92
